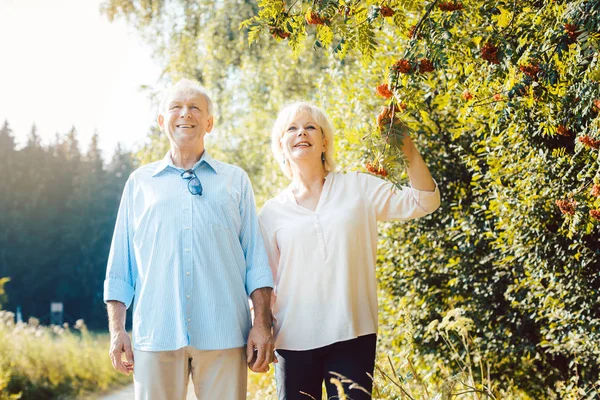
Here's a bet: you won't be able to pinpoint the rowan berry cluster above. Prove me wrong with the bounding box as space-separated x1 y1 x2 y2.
438 1 463 11
481 42 500 64
556 199 577 215
590 210 600 221
564 24 580 41
419 58 435 73
594 99 600 110
366 162 388 177
519 64 541 79
380 6 394 17
392 59 412 74
462 90 473 101
591 184 600 197
306 11 326 25
578 135 600 150
556 125 572 136
376 84 393 99
269 27 290 39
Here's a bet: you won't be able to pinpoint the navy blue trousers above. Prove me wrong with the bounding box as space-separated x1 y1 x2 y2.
275 334 376 400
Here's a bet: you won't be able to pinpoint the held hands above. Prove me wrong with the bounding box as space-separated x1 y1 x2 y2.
109 330 134 375
246 322 277 373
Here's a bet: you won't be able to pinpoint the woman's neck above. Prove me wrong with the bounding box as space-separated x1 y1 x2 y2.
290 163 327 194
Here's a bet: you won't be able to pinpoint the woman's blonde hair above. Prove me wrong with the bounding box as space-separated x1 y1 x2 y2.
270 102 336 179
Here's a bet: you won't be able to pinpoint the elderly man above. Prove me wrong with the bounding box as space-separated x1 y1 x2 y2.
104 79 275 400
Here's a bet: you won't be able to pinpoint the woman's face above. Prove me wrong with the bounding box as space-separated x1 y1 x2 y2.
281 110 327 166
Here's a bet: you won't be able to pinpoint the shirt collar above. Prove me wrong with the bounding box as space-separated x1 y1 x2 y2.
152 150 219 177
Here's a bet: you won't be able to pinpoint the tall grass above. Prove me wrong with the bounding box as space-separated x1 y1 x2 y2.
0 311 131 399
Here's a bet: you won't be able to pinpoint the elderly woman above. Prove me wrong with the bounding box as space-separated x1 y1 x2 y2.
258 102 440 400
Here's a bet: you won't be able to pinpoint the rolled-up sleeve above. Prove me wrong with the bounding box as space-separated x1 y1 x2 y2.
358 172 441 221
238 172 274 296
104 177 136 308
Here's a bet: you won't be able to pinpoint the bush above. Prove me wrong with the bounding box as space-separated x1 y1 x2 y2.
248 0 600 395
0 311 130 399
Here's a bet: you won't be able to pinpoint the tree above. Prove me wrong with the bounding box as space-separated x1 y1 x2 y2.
102 0 600 394
247 0 600 394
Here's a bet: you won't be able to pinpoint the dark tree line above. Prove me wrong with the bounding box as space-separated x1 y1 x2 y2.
0 120 135 329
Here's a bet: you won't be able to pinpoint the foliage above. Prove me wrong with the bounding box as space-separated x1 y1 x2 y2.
0 311 130 399
101 0 600 396
246 0 600 395
0 121 136 329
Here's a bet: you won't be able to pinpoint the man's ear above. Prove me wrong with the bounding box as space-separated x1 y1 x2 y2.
157 114 165 130
206 116 214 133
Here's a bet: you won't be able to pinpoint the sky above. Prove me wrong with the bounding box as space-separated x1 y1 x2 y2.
0 0 163 159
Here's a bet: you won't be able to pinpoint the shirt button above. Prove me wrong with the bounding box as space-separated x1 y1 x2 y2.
187 295 191 299
186 271 190 276
184 226 190 230
187 318 191 322
184 206 189 210
185 248 190 252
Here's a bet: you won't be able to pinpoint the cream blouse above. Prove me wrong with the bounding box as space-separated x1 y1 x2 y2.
258 171 441 351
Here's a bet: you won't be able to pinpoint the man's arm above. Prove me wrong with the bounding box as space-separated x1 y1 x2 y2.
107 300 134 375
236 171 276 372
247 287 275 373
104 177 137 375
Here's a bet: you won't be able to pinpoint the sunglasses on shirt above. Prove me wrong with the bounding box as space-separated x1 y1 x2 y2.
181 169 203 196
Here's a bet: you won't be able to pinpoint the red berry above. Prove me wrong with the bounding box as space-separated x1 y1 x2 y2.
438 1 463 11
556 199 577 216
306 10 326 25
376 84 393 99
481 42 500 64
418 58 435 73
392 59 413 74
519 63 541 79
269 27 290 39
556 125 572 136
579 135 600 150
380 6 395 17
564 24 580 41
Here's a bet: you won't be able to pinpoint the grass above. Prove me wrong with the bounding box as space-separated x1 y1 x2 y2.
0 311 131 399
1 301 596 399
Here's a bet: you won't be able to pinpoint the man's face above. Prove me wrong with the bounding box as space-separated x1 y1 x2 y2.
158 89 213 147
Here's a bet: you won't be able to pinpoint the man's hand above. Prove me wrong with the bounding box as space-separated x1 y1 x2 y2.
107 300 133 375
247 287 277 373
109 329 134 375
246 322 276 373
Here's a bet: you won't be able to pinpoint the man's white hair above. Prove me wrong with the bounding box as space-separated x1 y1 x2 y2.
159 79 214 117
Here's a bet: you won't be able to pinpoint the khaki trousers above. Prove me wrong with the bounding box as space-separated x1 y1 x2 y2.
133 346 247 400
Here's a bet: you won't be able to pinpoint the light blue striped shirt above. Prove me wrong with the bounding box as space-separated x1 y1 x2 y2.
104 151 274 351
